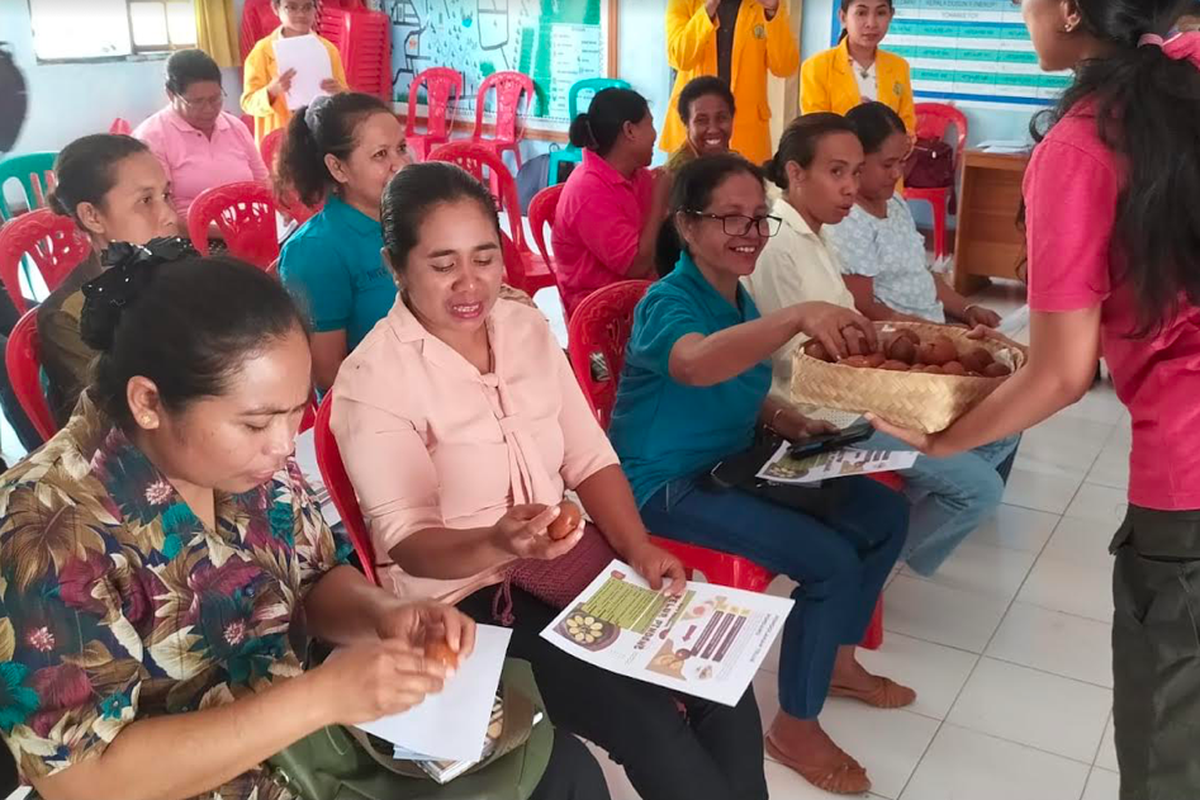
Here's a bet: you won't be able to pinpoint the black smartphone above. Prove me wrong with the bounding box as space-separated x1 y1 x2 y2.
787 420 874 459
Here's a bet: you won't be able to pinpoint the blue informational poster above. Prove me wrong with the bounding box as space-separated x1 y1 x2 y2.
831 0 1071 107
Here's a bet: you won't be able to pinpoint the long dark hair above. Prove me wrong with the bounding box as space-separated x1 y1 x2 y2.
838 0 895 42
763 113 857 191
277 92 393 207
567 88 650 157
1031 0 1200 334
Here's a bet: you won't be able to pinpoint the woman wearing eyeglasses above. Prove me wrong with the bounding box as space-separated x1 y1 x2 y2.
134 49 269 219
608 153 911 795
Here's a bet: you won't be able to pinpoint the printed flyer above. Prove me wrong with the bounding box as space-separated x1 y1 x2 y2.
541 560 794 706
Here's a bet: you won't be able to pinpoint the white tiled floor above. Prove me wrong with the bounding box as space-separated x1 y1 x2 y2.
583 283 1129 799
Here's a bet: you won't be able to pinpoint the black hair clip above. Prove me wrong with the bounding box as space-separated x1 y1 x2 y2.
80 236 198 351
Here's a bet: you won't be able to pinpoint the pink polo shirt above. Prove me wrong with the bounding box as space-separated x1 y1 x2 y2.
1025 35 1200 511
330 297 619 604
134 106 270 217
552 149 655 316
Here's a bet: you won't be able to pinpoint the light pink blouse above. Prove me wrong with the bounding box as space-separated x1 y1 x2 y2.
330 297 618 604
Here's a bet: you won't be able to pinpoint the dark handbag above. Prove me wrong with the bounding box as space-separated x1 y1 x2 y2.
705 432 851 524
266 659 553 800
509 522 618 610
904 136 958 212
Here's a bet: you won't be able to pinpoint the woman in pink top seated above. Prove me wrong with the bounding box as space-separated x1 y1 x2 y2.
870 2 1200 797
134 49 269 218
552 88 673 316
331 162 769 800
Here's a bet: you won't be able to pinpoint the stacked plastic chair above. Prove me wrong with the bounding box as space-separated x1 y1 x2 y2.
317 6 392 102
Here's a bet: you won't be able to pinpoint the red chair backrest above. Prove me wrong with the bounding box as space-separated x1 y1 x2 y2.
405 67 464 139
259 128 284 174
187 181 280 269
566 279 652 429
527 183 562 272
0 209 92 314
109 118 132 135
472 71 535 145
6 309 57 442
913 103 969 164
313 395 378 586
427 141 528 251
239 0 280 61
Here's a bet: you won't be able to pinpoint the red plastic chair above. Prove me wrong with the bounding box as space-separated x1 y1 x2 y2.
109 118 132 135
903 103 969 261
313 394 379 587
405 67 464 162
0 209 92 314
470 71 535 169
527 183 561 274
259 128 284 173
6 310 57 442
427 142 554 296
567 279 889 647
187 181 280 269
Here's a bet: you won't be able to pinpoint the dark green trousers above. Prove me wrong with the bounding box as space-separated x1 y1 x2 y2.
1111 506 1200 800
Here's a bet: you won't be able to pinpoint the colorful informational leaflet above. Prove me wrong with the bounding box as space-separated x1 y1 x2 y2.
831 0 1072 107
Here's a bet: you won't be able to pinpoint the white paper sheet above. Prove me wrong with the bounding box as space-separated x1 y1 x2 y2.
355 625 513 763
272 33 333 111
541 561 793 707
756 443 919 485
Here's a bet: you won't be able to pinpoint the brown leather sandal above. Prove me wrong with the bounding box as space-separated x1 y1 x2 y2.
765 734 872 795
829 675 917 709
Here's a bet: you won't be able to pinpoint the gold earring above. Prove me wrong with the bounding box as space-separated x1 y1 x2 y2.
142 415 153 426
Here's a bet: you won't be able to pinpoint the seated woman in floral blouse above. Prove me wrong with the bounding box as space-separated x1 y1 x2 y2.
332 162 770 800
0 247 604 800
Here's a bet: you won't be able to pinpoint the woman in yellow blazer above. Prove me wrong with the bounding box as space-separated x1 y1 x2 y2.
241 0 347 144
662 0 799 166
800 0 916 135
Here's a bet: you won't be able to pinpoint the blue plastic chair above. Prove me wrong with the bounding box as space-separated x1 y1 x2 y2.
0 152 57 222
547 78 631 187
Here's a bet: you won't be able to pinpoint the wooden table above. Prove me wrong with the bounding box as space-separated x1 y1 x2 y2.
953 150 1030 295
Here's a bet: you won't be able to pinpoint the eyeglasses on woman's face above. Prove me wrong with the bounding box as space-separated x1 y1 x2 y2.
685 211 783 238
176 89 227 112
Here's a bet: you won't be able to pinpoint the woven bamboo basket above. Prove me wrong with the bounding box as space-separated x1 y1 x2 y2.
790 321 1027 434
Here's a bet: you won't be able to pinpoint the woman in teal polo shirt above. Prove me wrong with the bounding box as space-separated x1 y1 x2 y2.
608 154 911 796
276 92 411 390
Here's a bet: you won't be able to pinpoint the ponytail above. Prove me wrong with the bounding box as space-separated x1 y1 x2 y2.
1033 1 1200 335
276 91 391 208
565 88 649 157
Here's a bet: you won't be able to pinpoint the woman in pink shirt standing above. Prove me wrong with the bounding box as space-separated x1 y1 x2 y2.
552 88 673 317
870 2 1200 797
332 162 769 800
134 49 269 219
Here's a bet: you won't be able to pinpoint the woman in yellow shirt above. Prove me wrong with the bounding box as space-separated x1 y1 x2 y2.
241 0 347 143
800 0 915 135
662 0 799 166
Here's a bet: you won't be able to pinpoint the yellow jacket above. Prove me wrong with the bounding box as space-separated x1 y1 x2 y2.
241 27 347 144
662 0 800 166
800 39 916 134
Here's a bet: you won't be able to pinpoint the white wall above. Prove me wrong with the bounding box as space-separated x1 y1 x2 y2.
3 0 247 157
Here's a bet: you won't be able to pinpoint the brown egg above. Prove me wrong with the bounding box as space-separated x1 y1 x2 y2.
886 336 917 365
803 340 833 363
843 327 870 356
894 328 921 345
918 336 957 366
960 347 994 374
547 500 582 540
983 362 1013 378
839 355 872 368
880 359 911 371
862 352 887 368
941 361 967 376
922 364 944 374
425 640 460 669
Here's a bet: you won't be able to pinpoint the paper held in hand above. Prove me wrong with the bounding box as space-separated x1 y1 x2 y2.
756 444 918 485
354 625 513 763
271 33 334 111
540 560 794 707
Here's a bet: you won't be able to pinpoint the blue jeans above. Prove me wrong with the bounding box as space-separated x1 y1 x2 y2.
641 475 908 719
863 431 1020 576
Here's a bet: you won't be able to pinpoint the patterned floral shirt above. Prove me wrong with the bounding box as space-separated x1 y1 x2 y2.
0 397 349 800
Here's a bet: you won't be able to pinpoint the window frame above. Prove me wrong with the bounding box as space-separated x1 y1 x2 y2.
27 0 197 65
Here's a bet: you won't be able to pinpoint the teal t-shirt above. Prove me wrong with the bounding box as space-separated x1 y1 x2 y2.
608 253 773 507
278 195 396 349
